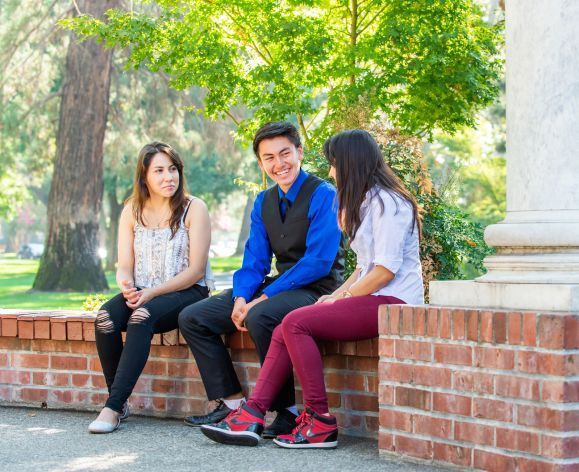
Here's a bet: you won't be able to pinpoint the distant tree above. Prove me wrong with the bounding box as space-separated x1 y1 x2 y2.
0 0 69 220
101 60 245 270
34 0 121 291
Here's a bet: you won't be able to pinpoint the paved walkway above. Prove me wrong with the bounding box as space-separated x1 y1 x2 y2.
0 406 449 472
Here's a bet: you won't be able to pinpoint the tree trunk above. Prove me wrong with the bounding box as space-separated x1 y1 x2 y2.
104 179 125 272
33 0 120 291
235 193 255 256
2 220 16 253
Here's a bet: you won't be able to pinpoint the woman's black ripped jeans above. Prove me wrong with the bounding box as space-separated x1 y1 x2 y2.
95 285 209 413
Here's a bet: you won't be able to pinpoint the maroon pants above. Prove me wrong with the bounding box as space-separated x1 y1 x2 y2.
247 295 404 415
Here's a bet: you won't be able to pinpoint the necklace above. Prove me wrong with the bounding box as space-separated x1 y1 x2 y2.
145 207 171 229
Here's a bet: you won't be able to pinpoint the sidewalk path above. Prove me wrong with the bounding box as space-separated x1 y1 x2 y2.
0 406 449 472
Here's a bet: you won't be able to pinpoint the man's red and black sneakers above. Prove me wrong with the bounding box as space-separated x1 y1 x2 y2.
201 403 265 447
273 407 338 449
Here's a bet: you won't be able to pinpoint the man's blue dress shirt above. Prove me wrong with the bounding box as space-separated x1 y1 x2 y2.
232 169 341 301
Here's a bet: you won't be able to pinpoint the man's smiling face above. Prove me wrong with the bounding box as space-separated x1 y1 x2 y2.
257 136 303 193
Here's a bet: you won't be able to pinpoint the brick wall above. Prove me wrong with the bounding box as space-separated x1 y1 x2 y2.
5 306 577 469
378 305 579 471
0 310 379 438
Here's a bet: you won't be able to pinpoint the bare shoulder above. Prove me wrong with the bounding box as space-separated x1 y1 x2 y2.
120 201 136 225
184 196 209 227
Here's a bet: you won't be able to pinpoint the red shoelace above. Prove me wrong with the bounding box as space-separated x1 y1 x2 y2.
291 409 311 435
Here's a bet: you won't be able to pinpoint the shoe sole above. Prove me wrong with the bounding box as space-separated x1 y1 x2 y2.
273 439 338 449
183 420 203 428
201 425 260 447
262 430 295 439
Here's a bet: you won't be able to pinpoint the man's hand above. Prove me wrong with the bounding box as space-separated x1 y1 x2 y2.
231 294 268 332
231 297 247 331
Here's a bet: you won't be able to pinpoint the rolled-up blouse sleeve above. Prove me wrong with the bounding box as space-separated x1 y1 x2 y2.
371 192 413 275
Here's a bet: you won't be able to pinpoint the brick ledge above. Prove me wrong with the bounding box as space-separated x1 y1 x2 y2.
0 309 379 357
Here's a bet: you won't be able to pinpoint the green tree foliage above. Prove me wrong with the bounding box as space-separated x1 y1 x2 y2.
370 127 492 294
63 0 502 142
104 62 244 208
0 0 246 264
101 54 247 270
426 82 506 228
64 0 503 283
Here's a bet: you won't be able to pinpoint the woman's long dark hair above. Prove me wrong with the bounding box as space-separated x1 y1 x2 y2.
128 141 188 238
323 129 421 241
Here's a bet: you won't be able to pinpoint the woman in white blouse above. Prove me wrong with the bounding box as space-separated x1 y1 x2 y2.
89 142 213 434
200 129 424 449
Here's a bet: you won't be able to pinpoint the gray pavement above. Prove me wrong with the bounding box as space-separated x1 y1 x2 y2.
0 406 449 472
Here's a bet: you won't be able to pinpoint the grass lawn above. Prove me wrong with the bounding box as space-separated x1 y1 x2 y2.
0 254 241 311
209 255 242 273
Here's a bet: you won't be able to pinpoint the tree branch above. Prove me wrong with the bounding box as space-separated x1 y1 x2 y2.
305 105 326 131
72 0 82 16
224 109 240 127
193 0 273 65
221 5 274 65
356 4 372 26
357 4 388 36
18 90 63 123
349 0 358 86
296 113 310 148
0 0 63 74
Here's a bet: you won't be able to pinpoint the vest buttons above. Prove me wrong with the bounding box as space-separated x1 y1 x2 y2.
281 234 286 238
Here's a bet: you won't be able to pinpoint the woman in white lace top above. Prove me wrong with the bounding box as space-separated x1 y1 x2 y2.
89 142 212 434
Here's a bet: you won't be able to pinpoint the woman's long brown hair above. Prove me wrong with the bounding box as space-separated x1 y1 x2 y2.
128 142 188 238
323 129 421 241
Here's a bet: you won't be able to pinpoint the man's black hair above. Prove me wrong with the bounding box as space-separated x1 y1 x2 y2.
252 121 302 158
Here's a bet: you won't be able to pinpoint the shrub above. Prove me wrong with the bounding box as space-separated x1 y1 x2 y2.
305 125 491 300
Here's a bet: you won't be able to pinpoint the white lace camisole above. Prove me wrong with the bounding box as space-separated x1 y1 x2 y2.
133 199 214 290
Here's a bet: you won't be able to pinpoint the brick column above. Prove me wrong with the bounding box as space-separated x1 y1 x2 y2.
378 305 579 471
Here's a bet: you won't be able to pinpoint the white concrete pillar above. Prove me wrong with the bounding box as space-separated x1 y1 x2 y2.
430 0 579 311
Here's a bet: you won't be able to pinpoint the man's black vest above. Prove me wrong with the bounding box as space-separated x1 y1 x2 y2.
261 174 344 295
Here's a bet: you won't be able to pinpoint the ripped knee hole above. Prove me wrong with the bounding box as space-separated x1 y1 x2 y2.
128 308 151 325
95 310 115 334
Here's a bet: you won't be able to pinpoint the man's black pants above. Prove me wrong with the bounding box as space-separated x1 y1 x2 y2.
178 284 319 412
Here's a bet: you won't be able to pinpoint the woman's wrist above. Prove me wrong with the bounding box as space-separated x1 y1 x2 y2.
332 289 353 299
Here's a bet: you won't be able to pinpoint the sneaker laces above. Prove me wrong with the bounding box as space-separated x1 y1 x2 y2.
222 400 245 422
291 409 312 435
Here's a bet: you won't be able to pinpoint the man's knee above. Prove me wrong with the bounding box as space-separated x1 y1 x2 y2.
178 301 217 334
178 304 197 329
245 304 277 338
